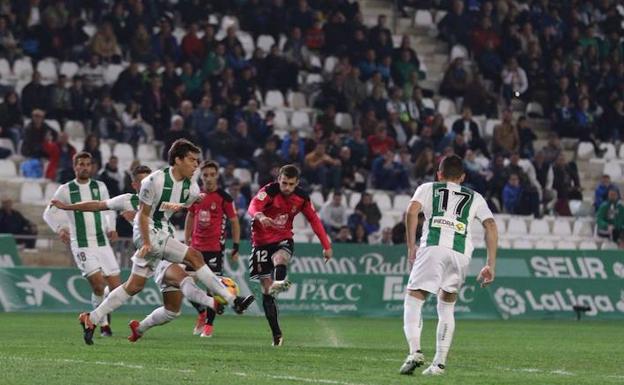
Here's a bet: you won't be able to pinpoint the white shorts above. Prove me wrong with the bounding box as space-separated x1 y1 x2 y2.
130 228 188 279
407 245 470 294
153 260 186 293
71 245 120 277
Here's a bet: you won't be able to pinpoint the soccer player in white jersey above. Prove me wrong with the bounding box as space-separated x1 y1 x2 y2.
399 155 498 376
51 165 223 342
77 139 254 345
43 152 121 337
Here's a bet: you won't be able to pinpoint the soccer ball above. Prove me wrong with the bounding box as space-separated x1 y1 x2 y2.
214 277 240 304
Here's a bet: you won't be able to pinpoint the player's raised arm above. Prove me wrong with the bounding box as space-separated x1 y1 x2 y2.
478 218 498 287
50 199 108 212
301 198 332 258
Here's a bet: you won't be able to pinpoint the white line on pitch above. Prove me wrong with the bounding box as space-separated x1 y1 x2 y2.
233 372 369 385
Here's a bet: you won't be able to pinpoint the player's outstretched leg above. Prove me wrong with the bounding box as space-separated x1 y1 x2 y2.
262 293 282 346
129 306 180 342
400 292 426 374
422 299 455 375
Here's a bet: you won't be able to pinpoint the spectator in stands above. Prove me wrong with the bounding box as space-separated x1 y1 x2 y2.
228 180 249 240
98 155 123 197
130 23 153 62
303 141 341 193
440 57 470 101
21 72 48 115
367 124 396 161
353 192 381 234
68 75 90 122
505 152 541 217
552 153 582 216
48 75 71 122
82 134 102 172
152 17 179 61
112 62 143 104
0 198 37 249
91 21 120 61
79 54 106 90
552 94 575 138
92 94 123 141
22 109 56 158
596 188 624 243
280 129 305 164
334 225 352 243
502 173 523 214
43 131 75 183
532 150 556 212
121 101 149 146
501 57 528 103
163 115 194 160
438 0 471 47
142 75 170 141
371 150 409 192
541 132 563 164
350 223 368 244
594 175 620 211
380 227 394 245
452 106 489 157
493 108 519 155
254 136 282 187
463 70 497 117
122 160 140 194
320 190 348 235
206 117 237 165
599 98 624 142
517 116 537 159
232 120 255 167
463 149 490 195
0 90 23 148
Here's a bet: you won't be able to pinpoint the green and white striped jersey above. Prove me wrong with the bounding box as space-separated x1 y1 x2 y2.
135 167 200 235
411 181 493 257
43 179 115 249
106 193 140 212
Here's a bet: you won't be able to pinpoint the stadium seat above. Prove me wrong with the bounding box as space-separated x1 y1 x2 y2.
69 139 84 152
578 240 598 250
492 214 508 233
82 23 96 37
334 113 353 131
438 98 457 117
305 73 323 84
104 64 124 85
273 110 288 129
434 10 448 24
36 58 58 85
422 98 435 110
471 222 485 239
534 239 555 249
506 217 527 235
233 168 252 185
64 120 85 139
0 138 15 154
294 232 310 243
287 92 307 109
552 220 572 236
601 241 618 250
113 143 134 163
619 143 624 159
45 119 61 132
293 213 308 230
256 35 276 53
310 191 324 208
572 220 594 237
137 143 158 161
20 181 44 204
373 192 392 210
13 57 33 80
0 159 16 178
324 56 338 73
309 54 322 68
472 238 485 249
555 240 577 250
0 58 14 85
59 61 80 79
529 218 550 235
380 214 395 230
44 182 60 201
569 200 593 217
576 142 595 160
265 90 285 108
348 192 361 208
237 32 255 58
525 102 544 117
599 143 617 160
484 119 501 138
603 162 622 180
291 111 311 129
221 15 239 32
499 239 511 248
100 142 112 165
513 239 533 249
392 194 411 211
172 27 185 44
450 44 468 60
414 10 434 28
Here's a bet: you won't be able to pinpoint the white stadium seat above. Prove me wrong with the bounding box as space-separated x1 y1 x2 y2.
100 142 112 165
484 119 501 138
310 191 324 208
335 113 353 131
273 110 288 129
513 239 533 249
499 239 511 248
529 218 550 235
45 119 61 132
64 120 85 139
293 232 310 243
113 143 134 162
552 220 572 236
572 220 594 237
437 98 456 117
603 162 622 180
69 139 84 152
576 142 595 160
578 240 598 250
59 61 80 79
526 102 544 117
0 159 16 178
44 182 60 201
348 192 361 209
137 144 158 161
288 92 307 109
36 58 58 85
506 217 527 235
324 56 338 73
601 241 618 250
20 181 44 204
104 64 124 85
293 213 307 230
256 34 276 53
392 194 411 211
265 90 285 108
0 138 15 154
13 57 33 80
233 168 252 185
0 58 14 85
414 10 434 28
534 240 555 249
291 111 311 129
599 143 617 160
555 240 577 250
372 192 392 210
450 44 468 60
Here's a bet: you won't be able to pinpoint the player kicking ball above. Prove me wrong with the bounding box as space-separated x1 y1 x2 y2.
75 139 254 345
51 164 224 342
248 164 332 346
400 155 498 375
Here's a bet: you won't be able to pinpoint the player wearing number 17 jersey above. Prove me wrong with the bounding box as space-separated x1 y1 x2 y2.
399 155 498 376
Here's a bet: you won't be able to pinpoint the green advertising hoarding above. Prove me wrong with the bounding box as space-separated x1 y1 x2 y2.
1 243 623 319
0 234 22 267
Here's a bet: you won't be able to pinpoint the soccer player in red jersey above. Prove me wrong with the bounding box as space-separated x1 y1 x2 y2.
185 160 240 338
248 164 333 346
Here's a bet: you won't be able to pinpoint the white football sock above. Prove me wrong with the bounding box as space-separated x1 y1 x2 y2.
195 265 235 303
90 293 108 326
138 306 180 334
433 299 456 366
90 286 130 325
180 276 215 309
403 294 424 354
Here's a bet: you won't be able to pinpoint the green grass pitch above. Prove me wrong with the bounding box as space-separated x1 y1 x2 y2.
1 313 622 385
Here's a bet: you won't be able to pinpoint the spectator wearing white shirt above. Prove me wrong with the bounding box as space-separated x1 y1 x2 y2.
320 190 348 235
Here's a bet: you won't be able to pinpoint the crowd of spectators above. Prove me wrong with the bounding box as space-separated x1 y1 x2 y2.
0 0 622 246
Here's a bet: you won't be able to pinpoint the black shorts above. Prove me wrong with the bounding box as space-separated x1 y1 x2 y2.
249 239 294 280
186 250 224 275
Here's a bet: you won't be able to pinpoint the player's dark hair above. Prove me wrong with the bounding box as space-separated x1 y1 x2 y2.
279 164 300 179
167 139 200 166
132 165 152 179
439 155 464 180
73 151 92 166
200 160 219 172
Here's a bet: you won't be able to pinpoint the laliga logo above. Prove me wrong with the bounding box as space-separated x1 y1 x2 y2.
494 287 526 316
16 273 69 306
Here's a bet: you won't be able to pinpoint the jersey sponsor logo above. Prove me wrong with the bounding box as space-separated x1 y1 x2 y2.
211 202 217 210
274 213 289 227
430 216 467 234
159 202 182 211
257 191 267 201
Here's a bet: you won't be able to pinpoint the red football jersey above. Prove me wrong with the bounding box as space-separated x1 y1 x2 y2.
248 182 331 249
188 188 236 252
